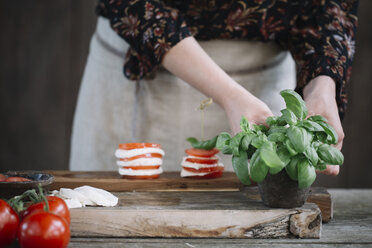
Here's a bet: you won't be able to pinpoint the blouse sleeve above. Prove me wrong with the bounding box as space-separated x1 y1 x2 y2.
97 0 192 80
287 0 359 119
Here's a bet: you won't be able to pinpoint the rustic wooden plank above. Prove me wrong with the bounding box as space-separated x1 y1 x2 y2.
67 189 372 247
46 171 243 192
69 188 322 238
307 187 333 222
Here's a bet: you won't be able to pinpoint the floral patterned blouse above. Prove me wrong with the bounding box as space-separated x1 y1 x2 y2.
96 0 359 119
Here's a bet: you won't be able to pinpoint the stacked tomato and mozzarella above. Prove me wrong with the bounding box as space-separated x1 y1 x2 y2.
115 143 164 179
180 148 224 179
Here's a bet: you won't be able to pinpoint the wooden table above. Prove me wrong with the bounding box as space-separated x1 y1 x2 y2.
68 189 372 247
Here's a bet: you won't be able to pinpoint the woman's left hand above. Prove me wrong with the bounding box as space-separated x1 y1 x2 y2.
303 76 344 176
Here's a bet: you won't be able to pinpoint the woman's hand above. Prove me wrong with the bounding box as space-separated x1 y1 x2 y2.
303 76 344 176
222 88 273 135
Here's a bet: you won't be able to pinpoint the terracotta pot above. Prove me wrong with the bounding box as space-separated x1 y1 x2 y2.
258 170 309 208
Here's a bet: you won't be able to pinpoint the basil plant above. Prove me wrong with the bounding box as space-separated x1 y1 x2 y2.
216 89 344 189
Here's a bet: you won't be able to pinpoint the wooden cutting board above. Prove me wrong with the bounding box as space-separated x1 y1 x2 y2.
46 171 332 238
70 188 322 239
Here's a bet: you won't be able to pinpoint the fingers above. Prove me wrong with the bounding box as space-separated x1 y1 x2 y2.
316 165 340 176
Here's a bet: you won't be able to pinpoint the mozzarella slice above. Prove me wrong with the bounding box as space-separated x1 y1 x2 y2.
115 148 165 158
59 188 95 206
74 186 118 207
63 198 83 209
118 167 163 176
116 157 163 166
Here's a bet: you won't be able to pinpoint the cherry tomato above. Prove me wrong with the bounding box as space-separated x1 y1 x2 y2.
183 166 224 174
5 177 32 182
122 165 160 170
119 143 161 150
0 200 19 247
18 212 70 248
122 174 160 179
0 173 7 181
120 153 163 161
185 157 218 164
185 148 219 157
187 170 224 179
21 196 70 225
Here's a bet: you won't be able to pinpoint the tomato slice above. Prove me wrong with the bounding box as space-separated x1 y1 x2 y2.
120 153 162 161
122 165 160 170
185 148 219 157
4 177 32 182
0 173 7 182
188 170 223 179
183 166 224 173
122 174 160 179
119 143 161 150
185 157 218 164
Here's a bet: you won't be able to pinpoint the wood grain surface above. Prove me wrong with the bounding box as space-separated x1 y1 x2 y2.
67 189 372 247
69 188 322 238
46 171 243 192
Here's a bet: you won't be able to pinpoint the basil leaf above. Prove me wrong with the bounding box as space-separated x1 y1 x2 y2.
241 134 253 151
266 116 279 126
260 141 285 169
314 160 327 171
280 89 308 120
286 126 312 153
268 126 287 135
308 115 328 123
250 149 269 182
268 132 286 143
317 144 344 165
232 149 251 185
231 132 245 156
216 132 232 155
240 117 251 133
299 120 324 132
297 158 316 189
284 138 298 156
186 136 218 150
316 121 338 145
252 124 269 133
304 143 319 166
251 135 267 149
269 145 290 175
286 155 300 181
279 109 297 125
315 132 328 143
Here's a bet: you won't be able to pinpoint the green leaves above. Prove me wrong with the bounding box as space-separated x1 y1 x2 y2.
250 149 269 182
213 89 344 190
317 144 344 165
260 142 285 169
232 149 251 185
186 136 218 150
297 158 316 189
280 89 308 120
286 126 312 153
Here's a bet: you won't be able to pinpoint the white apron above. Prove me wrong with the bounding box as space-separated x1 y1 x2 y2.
69 17 296 171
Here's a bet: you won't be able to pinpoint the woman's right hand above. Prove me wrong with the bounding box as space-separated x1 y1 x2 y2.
222 87 273 135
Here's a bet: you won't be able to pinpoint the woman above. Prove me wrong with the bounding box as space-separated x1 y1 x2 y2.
70 0 358 175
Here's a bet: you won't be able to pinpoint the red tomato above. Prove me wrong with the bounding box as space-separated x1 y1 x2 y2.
0 173 7 181
119 143 161 150
18 212 70 248
185 157 218 164
0 200 19 246
188 170 223 179
5 177 32 182
183 166 224 174
185 148 219 158
122 165 160 170
21 196 70 225
122 174 160 179
120 153 163 161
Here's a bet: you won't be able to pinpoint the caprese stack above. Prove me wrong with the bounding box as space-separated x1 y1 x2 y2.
115 143 164 179
180 148 224 179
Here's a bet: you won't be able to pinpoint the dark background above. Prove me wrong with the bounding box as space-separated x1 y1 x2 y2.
0 1 371 187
